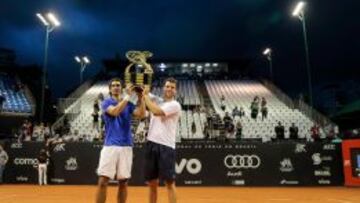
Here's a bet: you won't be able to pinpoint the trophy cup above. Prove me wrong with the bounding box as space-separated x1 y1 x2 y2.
124 50 154 93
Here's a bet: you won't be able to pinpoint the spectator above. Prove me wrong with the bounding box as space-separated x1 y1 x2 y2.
254 96 260 104
32 122 39 139
239 107 245 118
220 104 226 111
261 97 267 108
260 97 268 121
37 149 48 185
212 114 221 139
92 110 99 132
289 123 299 139
311 124 321 141
324 123 339 140
226 122 235 140
28 121 33 138
38 122 45 141
206 110 213 123
222 112 233 140
99 112 105 132
275 121 285 140
261 106 268 121
203 122 210 139
223 112 235 138
220 95 226 111
44 123 51 141
232 106 239 118
220 94 225 103
98 93 104 102
250 100 259 120
235 120 242 140
22 120 32 141
21 120 28 137
223 112 233 126
191 121 196 138
93 99 100 113
12 128 21 142
62 117 70 135
0 144 9 184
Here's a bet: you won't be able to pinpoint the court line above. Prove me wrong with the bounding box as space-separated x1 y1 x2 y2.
327 198 353 203
268 198 293 201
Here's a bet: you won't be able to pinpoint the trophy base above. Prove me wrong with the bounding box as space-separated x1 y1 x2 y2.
133 85 144 93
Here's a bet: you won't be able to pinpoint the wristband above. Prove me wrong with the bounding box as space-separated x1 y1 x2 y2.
123 94 130 101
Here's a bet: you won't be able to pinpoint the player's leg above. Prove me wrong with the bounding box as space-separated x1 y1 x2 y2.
39 164 46 185
148 179 159 203
117 179 128 203
44 165 47 185
159 144 177 203
95 176 110 203
144 141 160 203
38 165 42 185
96 146 117 203
165 180 176 203
116 147 133 203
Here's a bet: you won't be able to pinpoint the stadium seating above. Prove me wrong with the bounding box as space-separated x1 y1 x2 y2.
178 80 201 105
62 79 322 142
0 73 32 113
205 80 315 140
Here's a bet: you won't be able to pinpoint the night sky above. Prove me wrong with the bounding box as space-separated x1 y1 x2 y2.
0 0 359 99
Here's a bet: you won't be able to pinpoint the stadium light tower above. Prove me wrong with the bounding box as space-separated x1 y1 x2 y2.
74 56 91 84
262 48 273 81
36 12 61 122
292 1 313 107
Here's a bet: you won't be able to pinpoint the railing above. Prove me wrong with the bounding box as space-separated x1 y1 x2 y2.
52 76 99 132
298 99 336 127
52 99 81 132
23 84 36 116
262 80 295 109
57 79 94 114
262 79 336 127
57 98 78 114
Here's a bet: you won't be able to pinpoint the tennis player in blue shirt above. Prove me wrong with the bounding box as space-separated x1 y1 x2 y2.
95 78 145 203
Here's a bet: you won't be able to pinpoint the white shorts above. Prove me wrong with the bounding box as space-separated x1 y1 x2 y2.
97 146 133 180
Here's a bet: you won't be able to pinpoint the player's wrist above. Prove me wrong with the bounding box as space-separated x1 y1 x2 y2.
123 94 130 101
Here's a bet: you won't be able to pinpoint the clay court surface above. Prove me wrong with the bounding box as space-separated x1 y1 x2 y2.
1 185 360 203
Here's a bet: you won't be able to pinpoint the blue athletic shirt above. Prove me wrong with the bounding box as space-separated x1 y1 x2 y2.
101 97 136 146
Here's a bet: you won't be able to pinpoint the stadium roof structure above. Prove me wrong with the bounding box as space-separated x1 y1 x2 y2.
333 99 360 129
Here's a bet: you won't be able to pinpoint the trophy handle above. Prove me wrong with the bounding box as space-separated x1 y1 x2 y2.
124 50 154 87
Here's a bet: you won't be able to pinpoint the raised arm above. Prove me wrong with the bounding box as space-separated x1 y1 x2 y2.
106 84 134 117
133 88 146 119
144 87 165 116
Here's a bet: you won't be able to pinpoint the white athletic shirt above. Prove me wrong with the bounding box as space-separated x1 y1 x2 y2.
147 99 181 149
